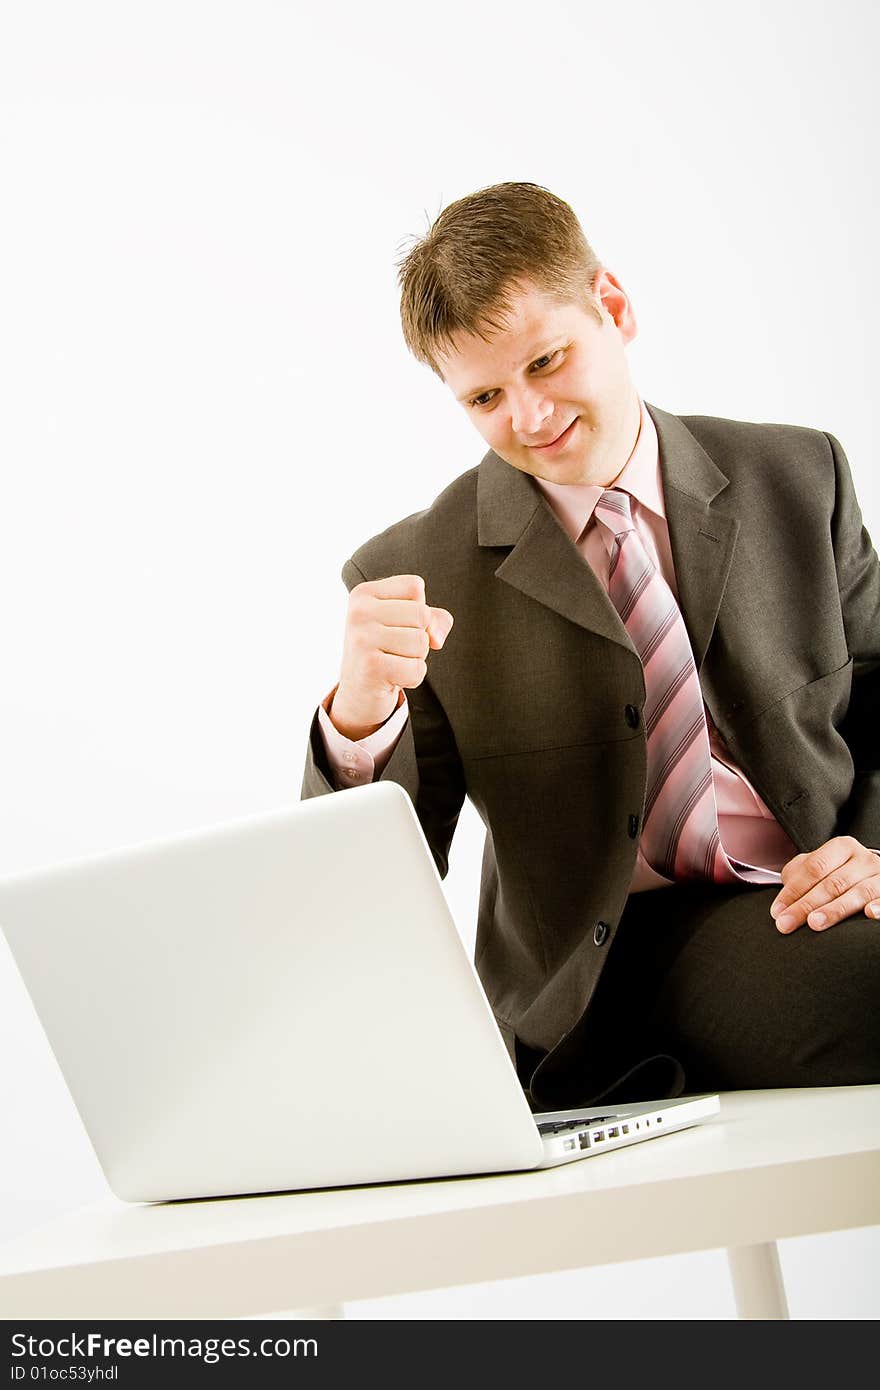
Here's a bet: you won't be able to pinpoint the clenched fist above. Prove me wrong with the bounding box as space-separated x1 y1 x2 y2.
329 575 454 740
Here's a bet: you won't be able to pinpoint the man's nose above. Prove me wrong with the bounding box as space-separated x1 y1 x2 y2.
509 387 553 439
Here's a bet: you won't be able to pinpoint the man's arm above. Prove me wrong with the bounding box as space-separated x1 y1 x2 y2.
315 684 408 790
829 430 880 845
301 563 465 881
769 431 880 932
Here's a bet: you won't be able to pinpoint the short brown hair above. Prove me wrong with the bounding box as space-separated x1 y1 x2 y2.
397 182 604 377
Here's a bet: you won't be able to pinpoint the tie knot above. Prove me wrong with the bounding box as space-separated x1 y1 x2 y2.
594 488 634 538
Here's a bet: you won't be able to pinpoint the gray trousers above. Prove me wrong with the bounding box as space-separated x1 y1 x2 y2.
522 883 880 1110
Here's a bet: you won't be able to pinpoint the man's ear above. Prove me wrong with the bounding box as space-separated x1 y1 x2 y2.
594 268 638 345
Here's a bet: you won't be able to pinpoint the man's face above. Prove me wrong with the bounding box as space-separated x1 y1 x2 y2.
436 272 641 488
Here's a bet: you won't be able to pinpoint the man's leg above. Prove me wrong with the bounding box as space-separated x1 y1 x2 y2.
633 883 880 1092
527 883 880 1107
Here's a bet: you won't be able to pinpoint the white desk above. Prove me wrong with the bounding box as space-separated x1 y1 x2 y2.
2 1086 878 1321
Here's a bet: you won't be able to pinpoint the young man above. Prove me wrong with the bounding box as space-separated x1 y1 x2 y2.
302 183 880 1108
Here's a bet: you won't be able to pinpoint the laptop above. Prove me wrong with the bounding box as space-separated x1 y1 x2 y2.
0 781 719 1202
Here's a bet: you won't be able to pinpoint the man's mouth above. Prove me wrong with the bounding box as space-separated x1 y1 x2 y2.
529 417 579 453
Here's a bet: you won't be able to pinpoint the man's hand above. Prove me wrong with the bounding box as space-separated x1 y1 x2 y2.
329 575 454 741
770 836 880 933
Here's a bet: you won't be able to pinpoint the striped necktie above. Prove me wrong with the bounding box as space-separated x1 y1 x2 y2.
593 488 778 884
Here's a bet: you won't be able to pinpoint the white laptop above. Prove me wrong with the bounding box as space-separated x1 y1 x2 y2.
0 781 719 1202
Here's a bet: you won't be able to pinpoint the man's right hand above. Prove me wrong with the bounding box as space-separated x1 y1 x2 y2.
328 575 454 741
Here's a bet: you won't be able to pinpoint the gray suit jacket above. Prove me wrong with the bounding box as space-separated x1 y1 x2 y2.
302 403 880 1097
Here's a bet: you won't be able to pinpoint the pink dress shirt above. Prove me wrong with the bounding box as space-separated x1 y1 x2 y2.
317 398 799 891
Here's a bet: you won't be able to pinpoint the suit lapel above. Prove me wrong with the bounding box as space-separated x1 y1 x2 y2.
477 448 635 654
647 403 740 671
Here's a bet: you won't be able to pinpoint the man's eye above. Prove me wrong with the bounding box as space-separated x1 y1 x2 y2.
531 350 561 372
471 390 497 408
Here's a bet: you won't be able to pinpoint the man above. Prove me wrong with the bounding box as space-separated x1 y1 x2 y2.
302 182 880 1109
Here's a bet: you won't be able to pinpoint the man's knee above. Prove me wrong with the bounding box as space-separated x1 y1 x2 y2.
781 918 880 1084
651 900 880 1090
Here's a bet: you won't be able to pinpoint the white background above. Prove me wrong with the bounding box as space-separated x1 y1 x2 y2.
1 1 877 1317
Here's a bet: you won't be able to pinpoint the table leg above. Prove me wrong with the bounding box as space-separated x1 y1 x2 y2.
727 1242 790 1319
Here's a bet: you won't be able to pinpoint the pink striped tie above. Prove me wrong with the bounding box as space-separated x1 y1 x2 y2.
594 489 778 885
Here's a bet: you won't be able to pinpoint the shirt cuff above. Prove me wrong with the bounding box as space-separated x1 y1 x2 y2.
316 685 409 788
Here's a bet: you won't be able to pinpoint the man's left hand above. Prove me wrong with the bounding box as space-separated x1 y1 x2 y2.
771 836 880 933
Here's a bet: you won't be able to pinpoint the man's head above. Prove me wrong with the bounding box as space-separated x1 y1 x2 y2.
397 182 641 487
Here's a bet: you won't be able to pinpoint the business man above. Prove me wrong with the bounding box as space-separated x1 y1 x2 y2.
302 182 880 1109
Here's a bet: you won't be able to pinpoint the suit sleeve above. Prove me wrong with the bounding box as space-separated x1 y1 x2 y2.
300 558 467 880
828 431 880 844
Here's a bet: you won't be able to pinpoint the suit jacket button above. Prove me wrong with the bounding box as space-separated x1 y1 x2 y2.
593 920 610 947
628 814 639 838
625 704 640 729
